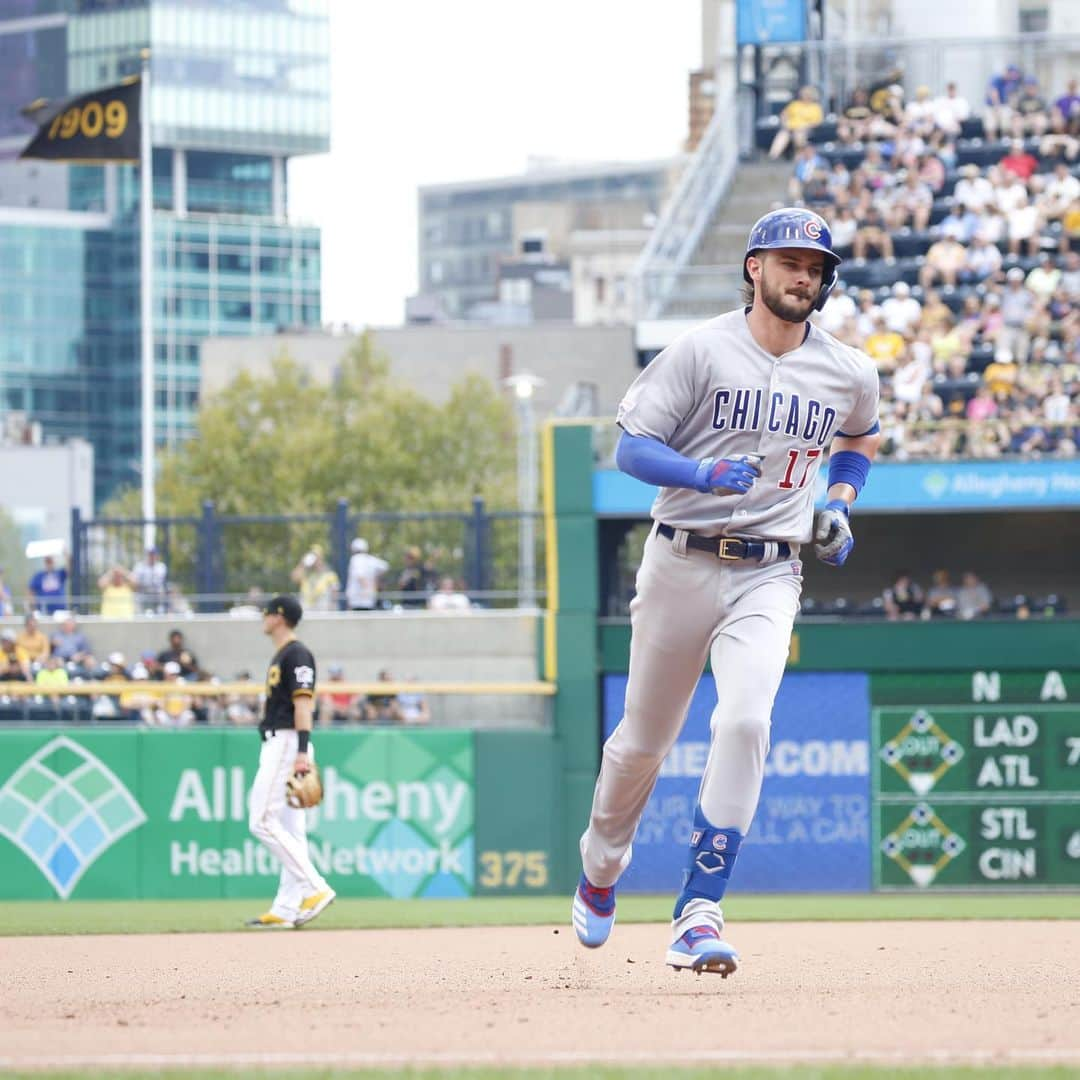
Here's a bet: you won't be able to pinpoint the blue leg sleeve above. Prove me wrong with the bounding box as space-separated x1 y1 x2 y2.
673 806 744 919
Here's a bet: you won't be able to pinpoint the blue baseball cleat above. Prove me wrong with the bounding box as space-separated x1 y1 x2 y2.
572 873 616 948
666 925 739 977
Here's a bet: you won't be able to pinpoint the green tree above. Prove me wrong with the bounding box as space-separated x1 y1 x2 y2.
0 505 27 609
102 335 523 598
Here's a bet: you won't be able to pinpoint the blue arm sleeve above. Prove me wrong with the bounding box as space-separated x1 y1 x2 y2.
827 450 871 495
615 431 702 491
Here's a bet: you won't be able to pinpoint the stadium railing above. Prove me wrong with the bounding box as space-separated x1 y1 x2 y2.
66 497 544 615
0 677 556 730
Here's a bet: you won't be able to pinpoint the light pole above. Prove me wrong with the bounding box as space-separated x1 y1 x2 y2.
504 373 544 608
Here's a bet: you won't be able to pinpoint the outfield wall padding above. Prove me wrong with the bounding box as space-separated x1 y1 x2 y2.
0 728 561 901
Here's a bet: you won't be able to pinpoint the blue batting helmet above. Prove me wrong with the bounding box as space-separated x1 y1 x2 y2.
743 207 842 311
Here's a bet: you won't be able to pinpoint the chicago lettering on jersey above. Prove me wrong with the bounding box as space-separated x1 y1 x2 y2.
711 388 836 446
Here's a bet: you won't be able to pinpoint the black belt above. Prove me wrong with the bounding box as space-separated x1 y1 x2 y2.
657 523 791 562
259 726 293 741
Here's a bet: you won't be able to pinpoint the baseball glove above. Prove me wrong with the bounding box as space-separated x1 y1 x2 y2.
285 763 323 809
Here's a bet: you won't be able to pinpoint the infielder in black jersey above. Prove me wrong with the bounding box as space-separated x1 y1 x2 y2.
245 594 335 928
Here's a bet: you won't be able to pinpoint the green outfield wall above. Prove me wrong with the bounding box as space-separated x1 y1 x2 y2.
0 728 559 901
599 620 1080 674
599 618 1080 893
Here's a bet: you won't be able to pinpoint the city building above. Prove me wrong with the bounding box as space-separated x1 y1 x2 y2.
414 158 678 323
0 0 329 503
0 415 93 561
200 323 638 424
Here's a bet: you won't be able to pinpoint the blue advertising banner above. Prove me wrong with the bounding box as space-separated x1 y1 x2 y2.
594 459 1080 517
602 672 871 892
736 0 806 45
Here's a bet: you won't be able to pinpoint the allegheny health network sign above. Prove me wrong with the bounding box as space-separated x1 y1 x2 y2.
593 460 1080 516
0 729 474 900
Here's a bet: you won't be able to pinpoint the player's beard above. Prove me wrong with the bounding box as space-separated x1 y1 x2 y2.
759 271 817 323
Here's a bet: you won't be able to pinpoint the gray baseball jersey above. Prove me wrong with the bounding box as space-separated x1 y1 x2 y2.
617 309 880 541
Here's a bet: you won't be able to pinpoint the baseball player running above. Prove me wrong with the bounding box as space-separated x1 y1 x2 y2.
572 208 880 974
246 594 335 929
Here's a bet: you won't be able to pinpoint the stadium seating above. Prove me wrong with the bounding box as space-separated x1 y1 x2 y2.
765 76 1080 468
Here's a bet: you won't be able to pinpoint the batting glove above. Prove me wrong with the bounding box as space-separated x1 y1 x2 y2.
693 454 762 496
813 499 854 566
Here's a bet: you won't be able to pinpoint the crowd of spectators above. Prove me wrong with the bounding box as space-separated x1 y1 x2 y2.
770 65 1080 460
285 537 475 614
0 609 432 728
799 567 1065 621
23 547 191 619
0 618 205 723
13 534 476 624
0 531 468 723
316 667 431 727
876 567 1064 621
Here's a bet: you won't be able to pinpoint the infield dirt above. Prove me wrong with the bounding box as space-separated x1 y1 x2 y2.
4 920 1079 1070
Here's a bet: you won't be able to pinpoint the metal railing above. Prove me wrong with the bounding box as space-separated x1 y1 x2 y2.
876 414 1079 460
0 678 555 730
797 31 1080 122
67 499 545 615
577 413 1074 470
633 89 740 320
635 265 745 321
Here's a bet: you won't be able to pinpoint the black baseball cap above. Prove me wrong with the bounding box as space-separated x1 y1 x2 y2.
264 594 303 627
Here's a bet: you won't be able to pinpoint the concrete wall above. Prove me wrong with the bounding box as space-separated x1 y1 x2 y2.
201 323 638 420
0 439 94 543
6 610 547 731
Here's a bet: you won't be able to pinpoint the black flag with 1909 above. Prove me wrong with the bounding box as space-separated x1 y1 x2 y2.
19 77 140 164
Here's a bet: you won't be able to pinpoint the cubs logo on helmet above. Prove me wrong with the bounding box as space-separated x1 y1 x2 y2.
742 206 842 312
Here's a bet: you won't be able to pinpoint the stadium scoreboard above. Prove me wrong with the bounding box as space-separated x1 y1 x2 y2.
872 669 1080 889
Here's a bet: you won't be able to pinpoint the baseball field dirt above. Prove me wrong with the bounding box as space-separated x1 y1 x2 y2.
3 919 1079 1072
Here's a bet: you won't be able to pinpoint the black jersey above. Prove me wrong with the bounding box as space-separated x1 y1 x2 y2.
261 638 316 732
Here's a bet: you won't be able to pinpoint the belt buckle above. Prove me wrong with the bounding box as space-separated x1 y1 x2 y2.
716 538 741 561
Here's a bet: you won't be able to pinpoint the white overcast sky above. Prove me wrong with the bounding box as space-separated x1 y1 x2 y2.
288 0 701 329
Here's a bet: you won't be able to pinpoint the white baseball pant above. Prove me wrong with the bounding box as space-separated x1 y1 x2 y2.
249 728 329 921
580 525 801 895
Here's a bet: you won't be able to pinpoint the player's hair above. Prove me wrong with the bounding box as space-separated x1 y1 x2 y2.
741 249 765 306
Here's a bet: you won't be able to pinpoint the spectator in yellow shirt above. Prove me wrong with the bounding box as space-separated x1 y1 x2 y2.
864 316 906 374
34 654 70 696
1060 199 1080 253
919 236 968 289
97 566 137 619
769 86 824 159
0 631 30 681
290 545 340 612
931 321 970 369
146 660 196 727
982 348 1019 397
16 612 50 664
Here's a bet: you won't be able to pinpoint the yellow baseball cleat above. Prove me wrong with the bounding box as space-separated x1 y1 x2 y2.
244 912 295 929
294 888 336 927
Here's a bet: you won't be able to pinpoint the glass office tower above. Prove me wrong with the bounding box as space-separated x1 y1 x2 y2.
0 0 329 501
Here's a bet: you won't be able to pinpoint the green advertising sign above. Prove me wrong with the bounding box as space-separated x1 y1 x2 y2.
0 733 144 899
877 800 1080 889
0 729 474 901
871 670 1078 706
876 706 1080 797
